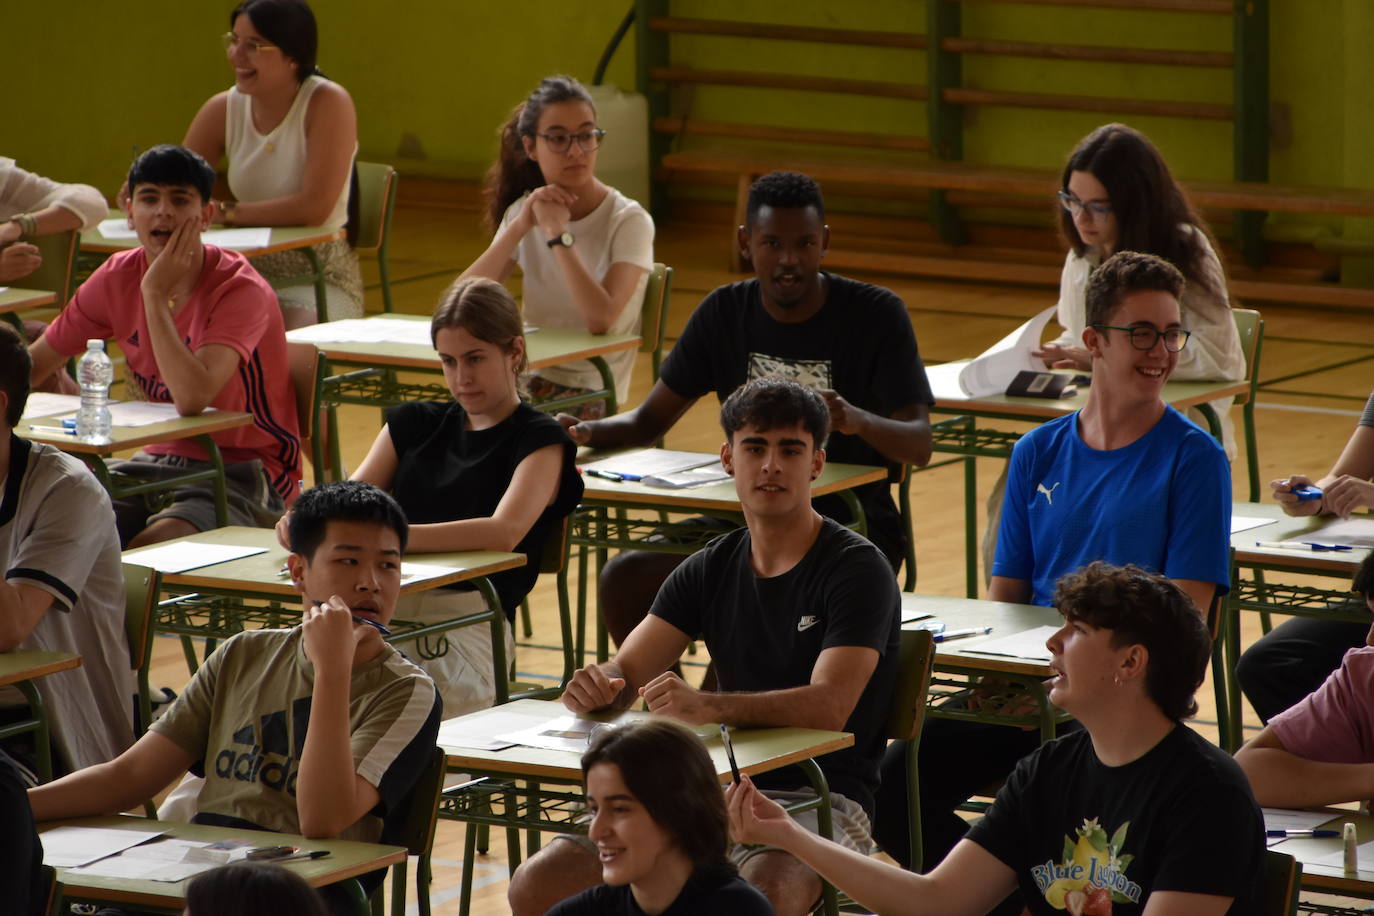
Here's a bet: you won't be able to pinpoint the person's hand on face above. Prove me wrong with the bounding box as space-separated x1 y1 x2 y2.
141 214 202 308
301 595 365 672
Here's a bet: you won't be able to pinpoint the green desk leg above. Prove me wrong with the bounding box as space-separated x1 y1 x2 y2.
836 489 868 539
798 758 839 916
337 876 370 916
964 455 978 598
196 435 231 528
302 246 330 324
474 577 510 705
590 355 617 417
15 680 52 782
1194 402 1222 443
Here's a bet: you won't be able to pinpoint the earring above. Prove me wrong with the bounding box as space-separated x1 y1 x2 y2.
1113 675 1122 687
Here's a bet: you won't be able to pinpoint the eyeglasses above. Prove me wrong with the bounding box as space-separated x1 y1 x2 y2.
222 32 279 55
536 129 606 154
1092 324 1191 352
1058 190 1113 222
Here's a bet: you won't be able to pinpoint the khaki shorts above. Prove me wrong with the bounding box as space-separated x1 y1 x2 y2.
110 452 284 544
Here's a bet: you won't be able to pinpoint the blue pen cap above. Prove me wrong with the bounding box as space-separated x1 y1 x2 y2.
61 418 76 429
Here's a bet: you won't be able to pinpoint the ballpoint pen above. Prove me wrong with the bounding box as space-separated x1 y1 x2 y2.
934 626 993 643
1255 540 1353 552
28 426 76 435
1266 829 1340 838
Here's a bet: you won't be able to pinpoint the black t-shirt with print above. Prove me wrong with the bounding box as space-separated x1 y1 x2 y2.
659 274 933 566
650 518 900 815
386 401 584 620
547 863 775 916
966 724 1263 914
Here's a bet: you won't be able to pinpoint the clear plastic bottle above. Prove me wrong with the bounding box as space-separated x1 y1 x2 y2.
76 339 114 444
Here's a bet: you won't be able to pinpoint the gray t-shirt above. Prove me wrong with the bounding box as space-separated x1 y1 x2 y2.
1 436 133 769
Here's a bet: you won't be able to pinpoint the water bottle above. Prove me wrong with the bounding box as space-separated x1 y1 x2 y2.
76 339 114 444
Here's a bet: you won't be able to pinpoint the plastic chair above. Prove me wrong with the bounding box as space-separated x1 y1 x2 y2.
26 229 80 306
640 263 672 383
41 864 61 916
1261 849 1299 916
1232 308 1265 502
354 162 399 313
835 627 937 912
122 563 161 817
376 746 446 916
287 340 333 486
512 516 577 697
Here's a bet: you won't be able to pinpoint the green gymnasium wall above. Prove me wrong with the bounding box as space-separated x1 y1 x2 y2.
3 1 1366 230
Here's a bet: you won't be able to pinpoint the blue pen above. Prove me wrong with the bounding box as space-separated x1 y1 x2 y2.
1304 542 1353 551
1267 829 1340 838
1256 540 1353 552
934 626 993 643
585 469 624 482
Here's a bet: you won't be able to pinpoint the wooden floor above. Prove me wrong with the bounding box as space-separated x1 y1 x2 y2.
141 188 1374 914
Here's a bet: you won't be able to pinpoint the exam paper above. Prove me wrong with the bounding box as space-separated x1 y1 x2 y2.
642 463 732 489
954 306 1059 398
400 562 460 584
121 542 269 574
438 707 552 751
958 625 1058 662
41 825 165 867
20 392 81 420
581 449 718 478
1308 838 1374 870
1290 517 1374 549
96 218 138 240
52 400 212 428
65 837 256 882
201 227 272 249
1262 808 1339 832
1232 515 1275 535
288 317 433 346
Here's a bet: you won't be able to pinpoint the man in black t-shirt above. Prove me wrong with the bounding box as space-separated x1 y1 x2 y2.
510 378 901 916
558 171 933 648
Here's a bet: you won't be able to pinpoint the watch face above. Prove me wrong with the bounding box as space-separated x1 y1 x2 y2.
560 231 575 247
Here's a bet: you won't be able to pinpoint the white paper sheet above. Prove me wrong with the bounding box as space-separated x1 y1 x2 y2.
1291 518 1374 549
66 837 258 882
121 542 269 574
0 286 8 294
20 392 81 419
1308 838 1374 870
642 463 732 489
955 306 1059 398
201 227 272 249
287 317 433 346
957 625 1058 662
438 707 552 751
1232 515 1276 534
96 218 138 240
581 449 718 479
41 825 165 868
1262 808 1339 832
400 562 461 584
51 400 211 428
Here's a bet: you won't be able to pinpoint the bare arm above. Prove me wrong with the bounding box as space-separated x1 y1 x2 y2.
1171 579 1216 622
641 645 879 730
182 93 229 170
0 584 54 652
0 163 106 232
405 444 564 553
1234 725 1374 808
1142 892 1235 916
28 731 196 821
1272 423 1374 519
26 335 69 389
820 396 932 468
728 777 1015 916
295 598 381 838
549 251 647 335
561 615 692 714
987 576 1031 604
558 379 694 448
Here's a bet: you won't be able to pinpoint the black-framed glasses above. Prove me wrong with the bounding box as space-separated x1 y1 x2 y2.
222 32 279 55
1092 324 1191 352
537 129 606 154
1058 189 1113 222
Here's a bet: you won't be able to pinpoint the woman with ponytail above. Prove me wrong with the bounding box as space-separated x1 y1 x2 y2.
461 75 654 418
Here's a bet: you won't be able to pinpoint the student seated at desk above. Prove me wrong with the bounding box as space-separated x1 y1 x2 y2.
280 277 582 716
510 377 900 916
1236 553 1374 807
460 74 654 417
0 155 106 286
0 324 133 772
29 144 300 548
547 720 773 916
1033 123 1244 456
561 170 932 647
28 482 440 883
732 562 1264 916
875 251 1233 875
1236 388 1374 723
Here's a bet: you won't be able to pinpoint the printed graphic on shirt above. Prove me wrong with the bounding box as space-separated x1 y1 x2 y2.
797 614 820 632
748 353 833 390
1031 816 1142 913
213 696 311 797
1036 481 1062 506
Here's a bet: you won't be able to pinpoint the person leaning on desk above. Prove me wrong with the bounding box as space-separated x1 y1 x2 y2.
1236 552 1374 809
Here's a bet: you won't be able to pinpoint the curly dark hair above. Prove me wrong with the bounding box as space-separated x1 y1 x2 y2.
720 375 829 450
1053 561 1211 721
287 480 408 558
1085 250 1186 329
746 171 825 226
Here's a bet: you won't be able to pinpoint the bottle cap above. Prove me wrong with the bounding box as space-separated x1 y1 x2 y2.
85 339 105 350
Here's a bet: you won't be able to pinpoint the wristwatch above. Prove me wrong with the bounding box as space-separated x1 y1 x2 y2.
546 230 574 249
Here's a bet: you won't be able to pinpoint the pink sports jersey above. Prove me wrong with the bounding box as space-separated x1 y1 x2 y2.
45 245 301 500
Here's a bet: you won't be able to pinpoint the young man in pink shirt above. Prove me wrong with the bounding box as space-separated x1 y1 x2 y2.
29 145 300 546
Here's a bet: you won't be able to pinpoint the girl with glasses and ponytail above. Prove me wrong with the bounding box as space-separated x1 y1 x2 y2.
460 75 655 420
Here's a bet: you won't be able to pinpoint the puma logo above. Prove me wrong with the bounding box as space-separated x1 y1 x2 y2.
797 615 820 632
1036 481 1062 505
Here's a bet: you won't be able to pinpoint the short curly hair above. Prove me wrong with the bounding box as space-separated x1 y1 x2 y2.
720 375 829 450
1085 250 1185 328
746 171 825 226
1053 561 1211 721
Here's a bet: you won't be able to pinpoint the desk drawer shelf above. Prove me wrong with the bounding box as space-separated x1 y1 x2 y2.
929 416 1023 459
1229 580 1363 619
438 779 589 834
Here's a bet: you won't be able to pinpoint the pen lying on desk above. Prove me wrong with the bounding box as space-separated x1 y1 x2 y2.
1255 540 1353 552
1267 829 1340 838
270 850 332 864
584 469 642 482
28 426 76 435
934 626 993 643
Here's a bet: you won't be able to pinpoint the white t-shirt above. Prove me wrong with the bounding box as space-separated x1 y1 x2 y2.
501 187 654 402
1 438 134 769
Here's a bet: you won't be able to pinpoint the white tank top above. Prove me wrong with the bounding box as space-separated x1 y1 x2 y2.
225 74 351 230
